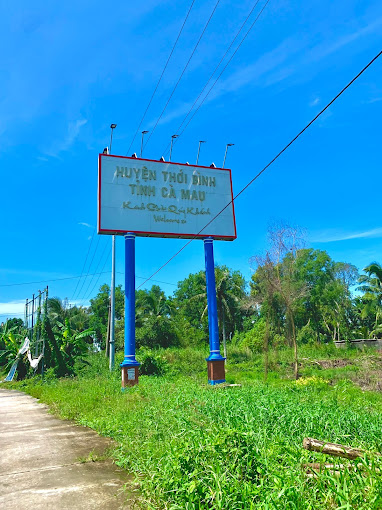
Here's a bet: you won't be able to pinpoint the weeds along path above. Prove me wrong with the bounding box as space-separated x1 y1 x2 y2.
0 389 133 509
13 351 382 510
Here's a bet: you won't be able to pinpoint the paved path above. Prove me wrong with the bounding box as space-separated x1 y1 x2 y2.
0 389 133 509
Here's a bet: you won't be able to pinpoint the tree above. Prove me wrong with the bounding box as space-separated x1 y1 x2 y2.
89 284 124 344
5 318 24 331
136 285 173 327
0 322 28 379
291 251 358 343
47 297 91 334
173 271 209 340
215 267 246 357
251 224 307 379
174 266 247 351
134 285 178 349
136 315 179 349
43 297 95 376
357 262 382 338
250 252 278 381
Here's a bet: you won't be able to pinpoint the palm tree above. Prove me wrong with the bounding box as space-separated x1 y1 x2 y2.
47 297 90 333
357 262 382 337
135 286 174 327
190 266 245 357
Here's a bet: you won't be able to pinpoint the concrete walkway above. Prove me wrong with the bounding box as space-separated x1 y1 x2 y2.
0 389 133 509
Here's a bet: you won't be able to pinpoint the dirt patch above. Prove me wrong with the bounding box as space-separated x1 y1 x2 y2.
316 359 354 370
352 370 382 392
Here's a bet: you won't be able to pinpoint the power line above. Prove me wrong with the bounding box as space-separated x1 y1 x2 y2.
80 246 112 304
80 239 110 301
0 272 109 287
0 271 177 289
166 0 270 156
161 0 262 156
144 0 222 150
126 0 196 156
133 274 178 288
137 49 382 289
71 227 96 300
4 52 380 311
73 234 102 301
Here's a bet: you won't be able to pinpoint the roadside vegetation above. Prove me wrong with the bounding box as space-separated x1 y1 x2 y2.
2 224 382 508
9 346 382 509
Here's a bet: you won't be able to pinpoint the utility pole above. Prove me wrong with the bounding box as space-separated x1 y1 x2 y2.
109 123 117 371
196 140 206 165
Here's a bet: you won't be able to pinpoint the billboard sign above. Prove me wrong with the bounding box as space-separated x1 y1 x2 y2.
98 154 236 240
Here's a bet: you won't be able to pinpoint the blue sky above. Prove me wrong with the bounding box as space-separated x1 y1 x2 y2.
1 0 381 320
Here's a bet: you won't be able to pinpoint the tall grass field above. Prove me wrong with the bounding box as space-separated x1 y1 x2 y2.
9 346 382 509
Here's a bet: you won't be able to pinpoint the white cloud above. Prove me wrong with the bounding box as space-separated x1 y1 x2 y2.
309 97 320 107
79 222 93 228
309 18 382 63
0 268 70 279
67 299 88 308
310 227 382 243
0 300 25 318
365 97 382 104
44 118 87 157
182 16 382 112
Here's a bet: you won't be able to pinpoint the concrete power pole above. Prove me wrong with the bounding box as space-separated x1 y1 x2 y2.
109 123 117 370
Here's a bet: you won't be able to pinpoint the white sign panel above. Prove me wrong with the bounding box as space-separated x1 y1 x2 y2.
98 155 236 240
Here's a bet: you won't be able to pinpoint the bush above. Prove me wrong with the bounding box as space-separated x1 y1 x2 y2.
163 347 206 376
297 322 317 344
138 348 168 376
241 317 267 353
136 316 179 349
173 316 207 347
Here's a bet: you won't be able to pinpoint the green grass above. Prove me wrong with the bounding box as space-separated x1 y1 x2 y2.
7 346 382 509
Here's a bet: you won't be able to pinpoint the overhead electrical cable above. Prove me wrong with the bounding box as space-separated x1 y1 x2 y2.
137 49 382 289
0 272 112 288
74 234 102 301
71 227 96 300
126 0 196 156
143 0 222 149
161 0 262 157
79 246 112 305
166 0 270 155
0 271 177 289
80 239 110 301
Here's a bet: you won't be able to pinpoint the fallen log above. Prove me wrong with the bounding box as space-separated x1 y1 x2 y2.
303 437 364 460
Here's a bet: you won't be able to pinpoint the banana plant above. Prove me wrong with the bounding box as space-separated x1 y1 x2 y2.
0 325 26 370
55 318 94 366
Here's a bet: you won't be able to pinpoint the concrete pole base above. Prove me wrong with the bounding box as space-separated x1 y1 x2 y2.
207 359 225 385
121 366 139 388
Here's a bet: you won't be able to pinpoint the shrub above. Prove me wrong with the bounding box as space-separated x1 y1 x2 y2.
136 316 179 349
138 348 168 376
295 375 330 387
241 317 267 353
297 322 317 344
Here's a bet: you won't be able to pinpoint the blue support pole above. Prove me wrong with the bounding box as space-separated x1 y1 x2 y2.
121 233 139 387
204 237 225 385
